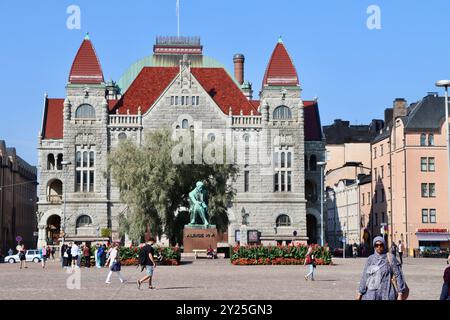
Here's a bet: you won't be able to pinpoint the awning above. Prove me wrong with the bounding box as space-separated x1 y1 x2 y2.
415 233 450 242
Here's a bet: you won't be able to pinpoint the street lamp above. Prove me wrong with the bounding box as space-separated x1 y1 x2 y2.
60 160 71 246
435 80 450 237
317 161 326 247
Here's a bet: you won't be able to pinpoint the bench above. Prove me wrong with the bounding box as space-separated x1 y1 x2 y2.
193 249 208 259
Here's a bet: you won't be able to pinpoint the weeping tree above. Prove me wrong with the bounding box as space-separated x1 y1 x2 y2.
108 128 238 245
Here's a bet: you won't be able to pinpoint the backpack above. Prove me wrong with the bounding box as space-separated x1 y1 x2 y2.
138 245 149 269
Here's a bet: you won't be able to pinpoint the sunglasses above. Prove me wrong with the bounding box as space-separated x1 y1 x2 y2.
374 243 384 248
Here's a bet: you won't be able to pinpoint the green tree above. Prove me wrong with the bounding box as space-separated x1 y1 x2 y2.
108 128 238 244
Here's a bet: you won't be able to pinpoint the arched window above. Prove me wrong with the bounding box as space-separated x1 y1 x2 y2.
207 133 215 142
56 154 63 170
118 132 127 141
305 156 309 171
305 180 317 202
309 155 317 171
276 214 291 227
75 104 95 119
428 134 434 146
273 106 292 120
76 215 92 228
182 119 189 129
420 133 426 146
47 154 55 170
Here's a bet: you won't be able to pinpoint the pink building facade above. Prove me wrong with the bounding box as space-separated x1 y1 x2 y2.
369 95 450 255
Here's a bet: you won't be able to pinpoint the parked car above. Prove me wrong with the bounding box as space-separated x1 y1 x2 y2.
3 250 41 263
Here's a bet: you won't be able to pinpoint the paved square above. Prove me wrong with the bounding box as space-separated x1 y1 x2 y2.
0 257 447 300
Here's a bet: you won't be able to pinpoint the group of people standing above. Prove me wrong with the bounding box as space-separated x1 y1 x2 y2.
40 245 56 268
60 242 94 268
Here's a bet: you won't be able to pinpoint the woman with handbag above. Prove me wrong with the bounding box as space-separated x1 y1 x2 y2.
105 243 126 284
356 236 409 300
304 245 316 281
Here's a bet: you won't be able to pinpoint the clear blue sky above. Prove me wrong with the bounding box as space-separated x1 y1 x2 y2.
1 0 450 165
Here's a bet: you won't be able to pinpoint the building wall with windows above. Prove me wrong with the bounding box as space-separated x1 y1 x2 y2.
369 94 450 255
0 141 37 253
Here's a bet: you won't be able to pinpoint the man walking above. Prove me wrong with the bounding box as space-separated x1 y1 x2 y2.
137 238 157 290
398 240 404 266
71 242 80 268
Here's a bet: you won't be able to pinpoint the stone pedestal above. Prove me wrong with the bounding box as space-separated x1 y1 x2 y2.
183 225 218 253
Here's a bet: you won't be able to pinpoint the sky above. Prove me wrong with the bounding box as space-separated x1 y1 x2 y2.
1 0 450 166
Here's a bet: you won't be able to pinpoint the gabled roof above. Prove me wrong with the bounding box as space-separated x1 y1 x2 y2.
262 41 299 87
69 37 104 84
112 67 259 116
404 94 448 130
304 100 322 141
42 98 64 139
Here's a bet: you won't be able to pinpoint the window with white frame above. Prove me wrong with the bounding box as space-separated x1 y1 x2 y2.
75 146 95 192
273 148 292 192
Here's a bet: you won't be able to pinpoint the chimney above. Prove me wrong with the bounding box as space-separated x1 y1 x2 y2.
233 53 245 85
393 98 407 118
384 108 393 125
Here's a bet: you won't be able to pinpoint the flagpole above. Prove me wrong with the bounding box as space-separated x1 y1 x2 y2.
177 0 180 37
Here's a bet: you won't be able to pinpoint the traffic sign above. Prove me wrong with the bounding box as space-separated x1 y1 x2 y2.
15 236 22 242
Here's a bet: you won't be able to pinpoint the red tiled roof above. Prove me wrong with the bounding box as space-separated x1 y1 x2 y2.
249 100 260 110
304 100 322 141
191 68 259 115
113 67 259 116
262 42 299 87
69 39 104 84
42 98 64 139
111 67 179 115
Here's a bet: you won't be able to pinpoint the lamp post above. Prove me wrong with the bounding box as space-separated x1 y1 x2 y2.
435 80 450 233
60 161 71 246
317 161 326 247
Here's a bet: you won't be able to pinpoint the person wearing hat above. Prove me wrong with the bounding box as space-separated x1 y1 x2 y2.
356 236 408 300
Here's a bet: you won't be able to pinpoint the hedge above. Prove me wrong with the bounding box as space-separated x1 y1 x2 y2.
230 244 332 265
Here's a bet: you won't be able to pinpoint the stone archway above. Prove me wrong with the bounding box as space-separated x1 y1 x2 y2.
38 209 62 248
306 214 318 244
46 215 61 245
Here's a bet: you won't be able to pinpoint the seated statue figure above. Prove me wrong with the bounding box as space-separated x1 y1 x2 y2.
188 181 209 227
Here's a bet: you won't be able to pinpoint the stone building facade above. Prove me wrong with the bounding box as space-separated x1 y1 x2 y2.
36 35 324 248
0 140 37 253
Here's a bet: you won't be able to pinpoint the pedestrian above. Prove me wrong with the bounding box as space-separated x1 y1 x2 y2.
96 244 104 268
137 238 157 290
101 244 107 267
61 244 67 268
356 236 408 300
304 245 316 281
397 240 404 265
8 248 13 256
83 244 91 268
66 243 72 268
439 266 450 300
105 243 125 284
352 244 358 258
50 247 54 260
390 242 398 257
70 242 79 268
19 244 27 269
41 245 47 269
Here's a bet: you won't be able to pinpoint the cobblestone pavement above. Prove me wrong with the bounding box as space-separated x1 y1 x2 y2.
0 257 447 300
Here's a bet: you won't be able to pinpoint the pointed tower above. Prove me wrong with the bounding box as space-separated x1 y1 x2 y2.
68 33 104 84
258 38 308 244
61 34 110 241
262 37 299 88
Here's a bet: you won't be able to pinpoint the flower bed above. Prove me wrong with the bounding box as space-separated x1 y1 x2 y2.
118 245 181 266
230 244 332 265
